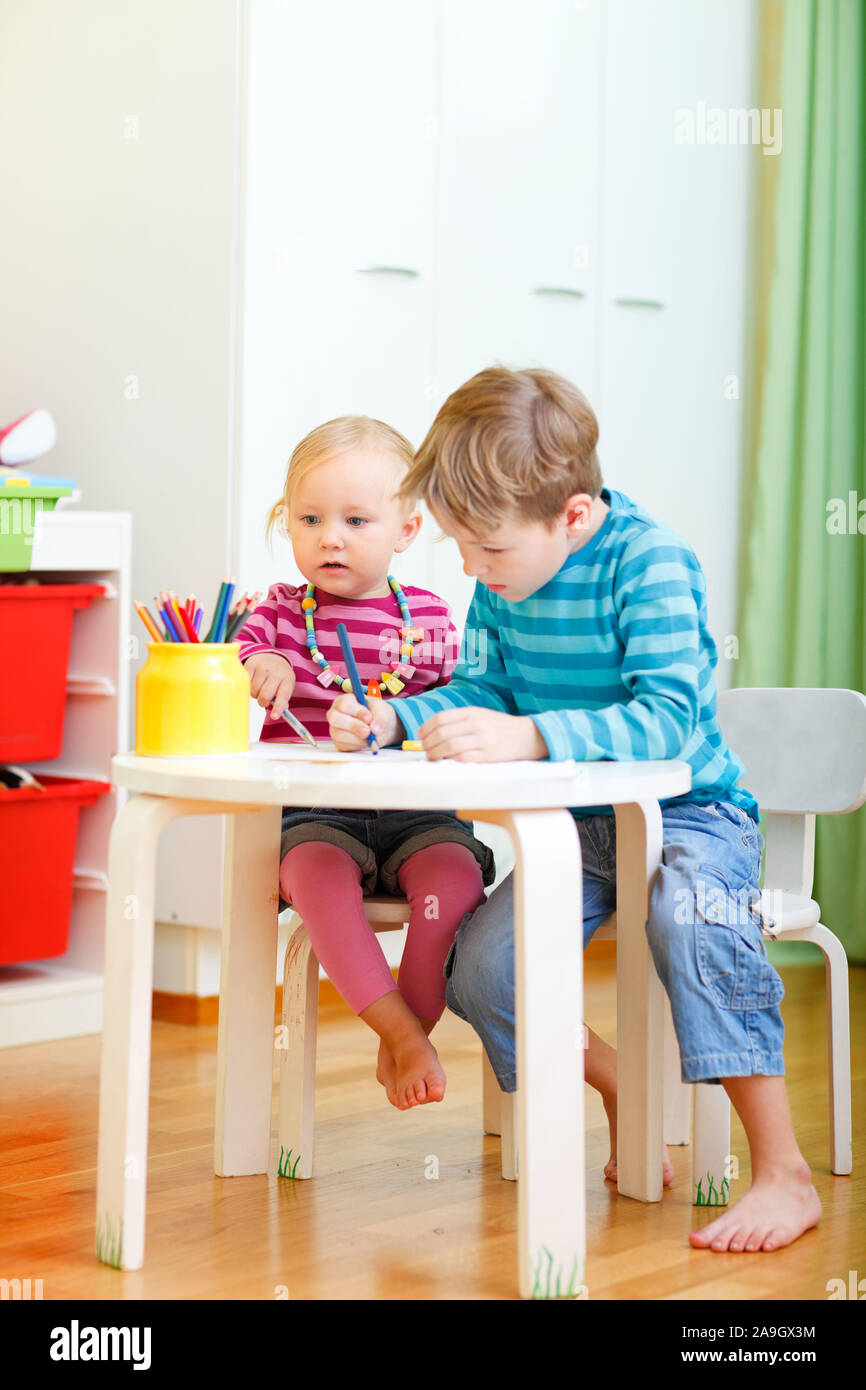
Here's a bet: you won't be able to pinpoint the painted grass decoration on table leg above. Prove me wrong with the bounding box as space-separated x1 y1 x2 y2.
95 1212 124 1267
278 1145 302 1179
694 1171 730 1205
530 1245 583 1299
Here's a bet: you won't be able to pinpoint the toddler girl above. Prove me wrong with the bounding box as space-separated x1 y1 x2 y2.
236 417 494 1110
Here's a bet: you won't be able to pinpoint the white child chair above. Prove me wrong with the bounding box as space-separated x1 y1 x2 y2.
278 896 411 1178
277 820 514 1178
695 685 866 1185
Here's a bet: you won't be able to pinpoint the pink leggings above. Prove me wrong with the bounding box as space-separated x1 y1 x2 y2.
278 840 486 1020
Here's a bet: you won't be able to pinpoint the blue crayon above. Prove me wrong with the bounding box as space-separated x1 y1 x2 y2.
335 622 378 754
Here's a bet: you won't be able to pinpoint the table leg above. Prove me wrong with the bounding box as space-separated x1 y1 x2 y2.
96 794 207 1270
96 795 274 1270
613 800 664 1202
214 807 282 1176
467 807 585 1300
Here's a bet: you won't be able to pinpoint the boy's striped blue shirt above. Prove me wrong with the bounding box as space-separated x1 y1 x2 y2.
396 488 758 819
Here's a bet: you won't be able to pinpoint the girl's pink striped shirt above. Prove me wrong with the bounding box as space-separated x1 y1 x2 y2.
236 582 460 742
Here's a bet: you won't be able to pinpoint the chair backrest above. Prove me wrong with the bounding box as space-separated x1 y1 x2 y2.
717 687 866 816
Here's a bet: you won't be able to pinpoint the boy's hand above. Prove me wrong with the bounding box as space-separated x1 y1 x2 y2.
418 708 548 762
328 693 402 751
245 652 296 720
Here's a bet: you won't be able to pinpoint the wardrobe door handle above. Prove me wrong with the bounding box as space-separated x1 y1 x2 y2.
532 286 586 298
355 265 421 278
613 297 665 310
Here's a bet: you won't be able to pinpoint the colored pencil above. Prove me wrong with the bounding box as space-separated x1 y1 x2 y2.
168 594 188 638
136 580 258 643
179 605 200 642
336 621 378 754
159 596 184 642
160 609 179 641
203 576 231 642
153 595 171 639
164 607 184 642
157 592 177 638
213 580 236 644
225 602 251 641
134 602 164 643
273 704 318 748
202 578 226 642
169 593 199 642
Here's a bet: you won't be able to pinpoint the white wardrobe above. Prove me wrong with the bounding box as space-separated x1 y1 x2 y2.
239 0 756 648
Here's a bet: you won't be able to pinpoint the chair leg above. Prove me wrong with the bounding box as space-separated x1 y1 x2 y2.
662 992 691 1146
277 914 319 1179
481 1049 518 1179
691 1084 731 1207
787 922 852 1176
481 1049 501 1135
500 1091 518 1181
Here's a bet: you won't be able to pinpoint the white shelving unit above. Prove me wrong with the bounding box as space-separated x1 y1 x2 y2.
0 508 131 1047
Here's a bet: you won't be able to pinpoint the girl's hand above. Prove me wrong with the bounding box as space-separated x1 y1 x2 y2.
327 693 402 751
245 652 296 720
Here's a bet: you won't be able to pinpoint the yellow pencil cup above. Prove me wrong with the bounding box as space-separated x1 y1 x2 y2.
135 642 250 756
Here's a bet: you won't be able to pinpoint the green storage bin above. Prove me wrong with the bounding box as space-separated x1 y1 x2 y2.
0 486 73 570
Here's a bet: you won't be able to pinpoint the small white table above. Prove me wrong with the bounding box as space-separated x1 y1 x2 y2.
97 745 690 1297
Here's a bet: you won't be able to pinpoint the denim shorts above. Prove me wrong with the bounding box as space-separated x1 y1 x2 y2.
443 798 784 1091
278 806 496 910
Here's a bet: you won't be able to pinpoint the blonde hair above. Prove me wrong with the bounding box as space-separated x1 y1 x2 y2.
400 367 603 532
266 415 416 549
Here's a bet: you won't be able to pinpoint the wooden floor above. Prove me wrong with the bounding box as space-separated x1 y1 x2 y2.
0 959 863 1301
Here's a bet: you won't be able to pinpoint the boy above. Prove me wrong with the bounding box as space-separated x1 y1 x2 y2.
327 366 821 1252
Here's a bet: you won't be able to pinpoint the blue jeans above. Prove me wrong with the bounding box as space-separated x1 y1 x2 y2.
443 800 785 1090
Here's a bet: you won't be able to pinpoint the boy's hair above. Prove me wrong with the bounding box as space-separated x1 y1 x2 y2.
266 415 416 548
400 366 602 532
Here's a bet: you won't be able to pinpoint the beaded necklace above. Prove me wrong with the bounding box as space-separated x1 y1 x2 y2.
301 576 424 696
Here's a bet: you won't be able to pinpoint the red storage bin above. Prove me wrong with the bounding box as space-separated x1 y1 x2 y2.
0 775 110 964
0 583 106 761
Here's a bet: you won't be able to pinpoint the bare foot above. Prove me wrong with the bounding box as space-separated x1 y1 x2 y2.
689 1162 821 1251
389 1032 446 1110
604 1151 675 1186
376 1039 398 1105
360 992 445 1110
602 1094 674 1185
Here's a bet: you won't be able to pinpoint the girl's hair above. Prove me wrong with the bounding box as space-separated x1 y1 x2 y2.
266 415 416 549
399 366 602 532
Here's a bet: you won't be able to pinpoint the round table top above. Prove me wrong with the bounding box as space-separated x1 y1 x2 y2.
112 743 692 812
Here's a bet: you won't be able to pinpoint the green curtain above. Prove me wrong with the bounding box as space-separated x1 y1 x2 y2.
737 0 866 960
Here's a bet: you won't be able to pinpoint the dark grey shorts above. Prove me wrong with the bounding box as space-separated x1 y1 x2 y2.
278 806 496 909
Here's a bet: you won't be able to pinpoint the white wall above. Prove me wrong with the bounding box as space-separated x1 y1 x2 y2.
0 0 245 944
0 0 241 603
